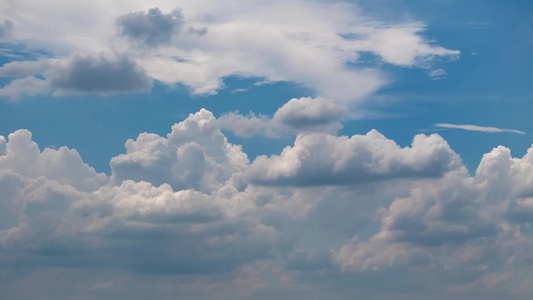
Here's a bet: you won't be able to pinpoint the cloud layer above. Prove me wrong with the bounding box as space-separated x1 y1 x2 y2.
1 109 533 299
0 0 459 101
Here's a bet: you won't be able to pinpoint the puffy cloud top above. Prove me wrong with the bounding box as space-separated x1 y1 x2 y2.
272 97 346 133
0 130 107 192
111 109 249 193
247 130 462 186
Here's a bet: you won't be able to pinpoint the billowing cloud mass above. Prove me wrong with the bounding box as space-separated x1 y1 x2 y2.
247 130 462 186
110 109 249 193
1 109 533 299
0 0 529 299
0 0 458 101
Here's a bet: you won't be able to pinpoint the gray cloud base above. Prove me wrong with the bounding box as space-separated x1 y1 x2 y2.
116 8 184 46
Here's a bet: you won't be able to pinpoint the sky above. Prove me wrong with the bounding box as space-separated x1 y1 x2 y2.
0 0 532 299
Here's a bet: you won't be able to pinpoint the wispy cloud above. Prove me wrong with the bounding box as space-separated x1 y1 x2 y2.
435 123 526 134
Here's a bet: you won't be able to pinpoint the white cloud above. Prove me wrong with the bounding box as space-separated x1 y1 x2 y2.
246 129 462 186
0 130 107 192
110 109 249 193
217 111 271 138
271 97 346 133
217 97 347 137
435 123 526 134
3 109 533 299
0 0 459 101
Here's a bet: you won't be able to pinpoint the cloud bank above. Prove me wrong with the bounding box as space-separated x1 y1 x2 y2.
1 109 533 299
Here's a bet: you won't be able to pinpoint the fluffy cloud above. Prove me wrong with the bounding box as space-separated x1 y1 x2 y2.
2 109 533 299
116 8 184 46
247 130 462 186
49 53 153 95
110 109 249 193
217 97 346 137
0 52 153 100
332 144 533 297
271 97 346 133
0 115 275 274
0 130 107 192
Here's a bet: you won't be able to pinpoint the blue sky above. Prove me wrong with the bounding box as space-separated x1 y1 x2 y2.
0 1 532 299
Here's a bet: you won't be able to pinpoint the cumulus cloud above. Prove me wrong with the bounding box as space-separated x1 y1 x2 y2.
0 113 276 274
2 109 533 299
110 109 249 193
116 8 184 46
246 130 462 186
272 97 346 133
0 130 107 192
0 52 153 100
435 123 526 134
332 143 533 297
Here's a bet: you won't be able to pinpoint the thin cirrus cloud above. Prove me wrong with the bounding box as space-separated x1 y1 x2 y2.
0 52 153 100
435 123 526 134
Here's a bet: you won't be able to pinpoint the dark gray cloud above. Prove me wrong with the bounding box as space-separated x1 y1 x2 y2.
50 53 153 94
116 8 184 46
0 19 13 39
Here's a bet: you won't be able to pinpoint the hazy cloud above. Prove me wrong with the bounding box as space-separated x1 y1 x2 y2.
436 123 526 134
0 19 13 39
